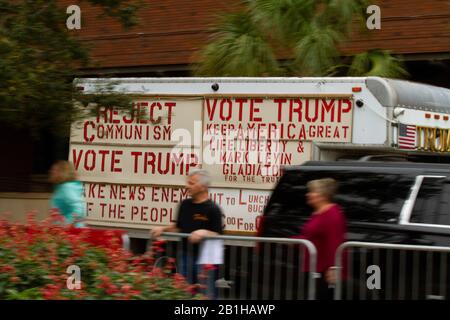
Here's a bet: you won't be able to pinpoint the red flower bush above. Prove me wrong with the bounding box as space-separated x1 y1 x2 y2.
0 212 204 300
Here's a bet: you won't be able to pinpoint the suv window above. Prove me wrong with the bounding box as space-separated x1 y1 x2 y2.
410 177 450 226
334 171 414 223
264 170 415 225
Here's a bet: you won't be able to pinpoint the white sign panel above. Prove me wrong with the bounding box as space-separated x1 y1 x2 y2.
70 99 202 145
70 144 201 185
84 183 269 233
69 95 353 234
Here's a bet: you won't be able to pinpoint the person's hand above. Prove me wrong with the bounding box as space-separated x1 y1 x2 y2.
150 226 165 239
189 229 209 243
325 267 337 285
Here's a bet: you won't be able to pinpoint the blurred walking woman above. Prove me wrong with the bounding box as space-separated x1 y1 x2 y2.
293 178 347 299
49 161 86 227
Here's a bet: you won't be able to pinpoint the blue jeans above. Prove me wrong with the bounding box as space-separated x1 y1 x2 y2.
204 267 219 300
180 254 219 299
180 253 199 284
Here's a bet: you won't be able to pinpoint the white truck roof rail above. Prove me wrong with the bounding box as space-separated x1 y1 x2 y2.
366 77 450 113
76 76 450 114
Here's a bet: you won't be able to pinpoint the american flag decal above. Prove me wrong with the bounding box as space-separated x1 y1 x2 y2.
398 123 416 150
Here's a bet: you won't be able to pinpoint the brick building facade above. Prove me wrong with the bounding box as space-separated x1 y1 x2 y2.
66 0 450 87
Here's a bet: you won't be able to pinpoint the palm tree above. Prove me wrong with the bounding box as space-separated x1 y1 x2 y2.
194 0 408 78
195 12 281 77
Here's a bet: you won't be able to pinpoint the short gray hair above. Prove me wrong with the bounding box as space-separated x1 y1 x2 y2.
188 169 211 187
307 178 338 201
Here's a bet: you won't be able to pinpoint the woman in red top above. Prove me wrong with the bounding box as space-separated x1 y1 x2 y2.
293 178 347 299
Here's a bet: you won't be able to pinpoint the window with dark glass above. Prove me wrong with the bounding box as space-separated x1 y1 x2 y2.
334 172 414 223
265 170 415 223
410 177 450 226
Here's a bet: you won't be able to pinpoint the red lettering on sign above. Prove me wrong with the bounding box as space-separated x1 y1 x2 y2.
239 190 247 205
206 99 218 121
98 184 105 199
150 102 162 124
235 98 247 121
129 186 137 201
321 99 335 122
100 203 125 220
131 151 142 173
250 99 263 122
84 150 96 171
165 102 175 125
131 206 139 221
122 103 135 124
274 99 287 121
72 149 83 170
305 100 319 123
317 125 324 138
83 121 95 143
288 124 296 139
338 99 352 122
111 150 123 172
152 187 159 202
99 149 109 172
326 125 331 137
343 126 349 138
100 203 107 218
334 127 340 138
96 107 108 123
220 99 233 121
289 99 302 122
137 102 148 124
88 183 96 198
112 110 120 124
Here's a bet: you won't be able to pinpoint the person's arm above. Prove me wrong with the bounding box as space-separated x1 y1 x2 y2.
189 228 218 241
150 202 182 238
150 224 180 238
325 267 338 285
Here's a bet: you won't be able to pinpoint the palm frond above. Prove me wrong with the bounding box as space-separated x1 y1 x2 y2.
292 23 343 76
326 0 369 21
319 0 370 34
194 12 280 76
348 50 409 78
194 1 410 79
247 0 316 43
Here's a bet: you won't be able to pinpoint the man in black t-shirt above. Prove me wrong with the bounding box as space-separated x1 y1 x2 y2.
175 197 223 259
151 169 224 296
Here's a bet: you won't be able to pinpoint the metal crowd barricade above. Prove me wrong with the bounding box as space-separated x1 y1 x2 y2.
149 232 318 300
334 242 450 300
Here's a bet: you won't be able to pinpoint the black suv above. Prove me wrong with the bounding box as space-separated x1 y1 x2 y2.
256 161 450 299
260 161 450 245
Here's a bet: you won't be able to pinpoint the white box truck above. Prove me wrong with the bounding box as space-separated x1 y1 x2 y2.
70 77 450 239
